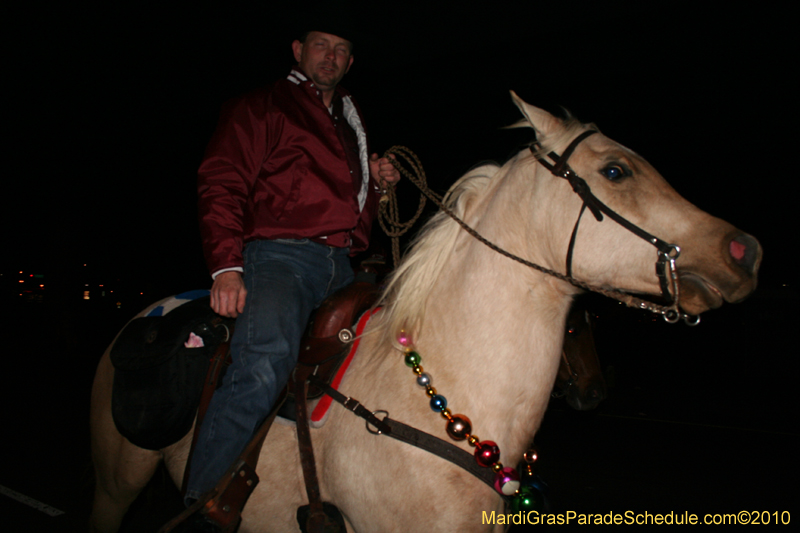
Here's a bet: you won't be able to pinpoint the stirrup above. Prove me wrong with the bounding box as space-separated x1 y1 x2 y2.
297 502 346 533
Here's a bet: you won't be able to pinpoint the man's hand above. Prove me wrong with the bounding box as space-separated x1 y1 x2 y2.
369 153 401 187
210 271 247 318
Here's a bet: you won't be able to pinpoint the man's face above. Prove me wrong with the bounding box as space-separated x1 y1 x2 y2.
292 31 354 91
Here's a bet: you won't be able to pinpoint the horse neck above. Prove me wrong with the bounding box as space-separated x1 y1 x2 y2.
415 236 574 459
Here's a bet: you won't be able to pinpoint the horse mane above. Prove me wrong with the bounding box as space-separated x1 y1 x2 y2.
373 113 593 347
375 163 500 347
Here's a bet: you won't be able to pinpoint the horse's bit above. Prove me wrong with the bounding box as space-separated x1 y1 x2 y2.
531 130 698 325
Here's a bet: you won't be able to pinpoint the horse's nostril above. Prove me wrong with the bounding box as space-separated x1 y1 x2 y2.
730 240 746 262
729 233 760 273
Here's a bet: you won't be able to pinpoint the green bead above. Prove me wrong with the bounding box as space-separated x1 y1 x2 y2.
404 351 421 367
510 486 542 513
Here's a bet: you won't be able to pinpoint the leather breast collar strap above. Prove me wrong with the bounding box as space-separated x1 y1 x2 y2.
531 130 680 306
306 374 508 502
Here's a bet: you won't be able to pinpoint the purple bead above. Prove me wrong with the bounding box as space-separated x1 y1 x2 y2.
494 466 521 496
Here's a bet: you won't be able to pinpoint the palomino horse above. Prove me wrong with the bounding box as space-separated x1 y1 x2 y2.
90 93 760 532
552 299 606 410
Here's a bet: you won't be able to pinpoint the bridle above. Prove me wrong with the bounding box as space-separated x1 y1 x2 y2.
383 137 701 325
532 130 686 317
529 130 700 325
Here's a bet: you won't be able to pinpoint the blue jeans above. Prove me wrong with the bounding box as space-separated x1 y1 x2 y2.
185 239 354 503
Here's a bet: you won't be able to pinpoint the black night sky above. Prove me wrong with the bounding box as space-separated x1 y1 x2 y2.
3 2 798 530
6 3 795 294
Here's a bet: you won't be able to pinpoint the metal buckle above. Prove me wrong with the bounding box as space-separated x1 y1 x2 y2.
366 410 389 435
342 397 360 412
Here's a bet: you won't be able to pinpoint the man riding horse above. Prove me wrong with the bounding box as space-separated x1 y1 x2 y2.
185 13 400 531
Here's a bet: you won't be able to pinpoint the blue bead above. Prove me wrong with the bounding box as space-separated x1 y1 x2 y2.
429 394 447 412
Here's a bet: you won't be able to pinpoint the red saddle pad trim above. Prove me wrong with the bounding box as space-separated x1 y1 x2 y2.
310 307 380 423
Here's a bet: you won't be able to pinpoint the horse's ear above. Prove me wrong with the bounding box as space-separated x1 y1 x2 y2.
509 91 562 139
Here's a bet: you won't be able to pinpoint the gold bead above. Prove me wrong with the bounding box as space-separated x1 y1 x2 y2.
491 462 504 473
440 408 452 420
425 386 437 397
413 365 423 375
468 435 479 446
523 447 539 464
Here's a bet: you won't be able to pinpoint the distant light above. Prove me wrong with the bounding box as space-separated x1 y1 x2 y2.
39 284 44 288
19 280 24 283
83 291 90 300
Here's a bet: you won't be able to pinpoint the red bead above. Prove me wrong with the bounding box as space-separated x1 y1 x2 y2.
445 415 472 441
474 440 500 467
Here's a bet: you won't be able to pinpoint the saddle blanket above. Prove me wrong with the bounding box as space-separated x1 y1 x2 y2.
143 289 212 317
111 289 230 450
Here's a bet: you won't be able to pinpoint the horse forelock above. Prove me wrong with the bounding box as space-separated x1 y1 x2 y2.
377 164 499 347
529 117 597 159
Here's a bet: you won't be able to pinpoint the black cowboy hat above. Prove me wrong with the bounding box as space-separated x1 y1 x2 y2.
293 0 359 48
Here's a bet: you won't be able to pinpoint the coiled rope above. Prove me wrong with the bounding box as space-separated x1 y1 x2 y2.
376 146 433 267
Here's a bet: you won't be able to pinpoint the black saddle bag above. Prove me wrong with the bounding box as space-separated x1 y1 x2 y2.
110 296 233 450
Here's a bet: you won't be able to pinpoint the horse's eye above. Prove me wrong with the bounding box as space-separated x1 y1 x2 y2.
600 165 628 181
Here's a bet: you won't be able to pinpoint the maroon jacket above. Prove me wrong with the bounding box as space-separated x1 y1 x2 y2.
198 69 381 276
